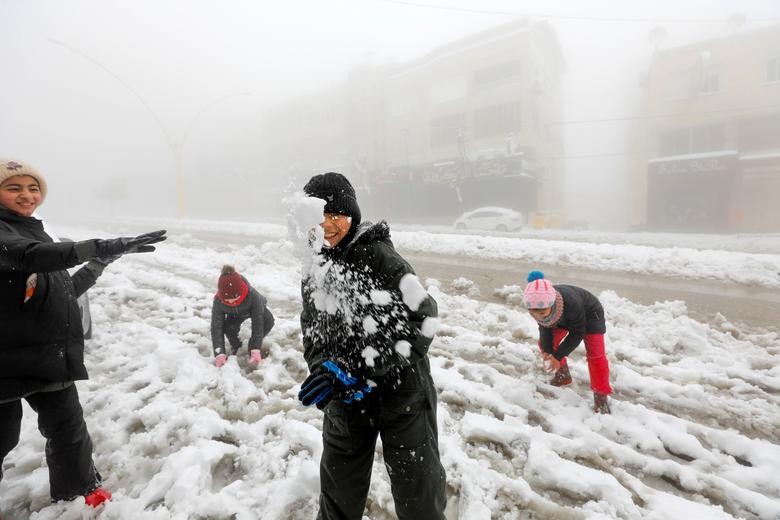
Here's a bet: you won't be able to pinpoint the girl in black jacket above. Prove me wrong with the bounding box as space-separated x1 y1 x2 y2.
210 265 274 367
0 158 165 506
523 270 612 414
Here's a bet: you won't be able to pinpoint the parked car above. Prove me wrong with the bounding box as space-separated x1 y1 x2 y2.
453 207 524 232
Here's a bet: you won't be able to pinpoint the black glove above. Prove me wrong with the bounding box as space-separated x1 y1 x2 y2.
90 254 122 267
298 360 373 407
75 230 167 263
96 230 167 257
82 253 121 276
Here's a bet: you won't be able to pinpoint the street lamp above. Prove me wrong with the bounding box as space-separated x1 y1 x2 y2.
49 38 250 217
170 92 251 215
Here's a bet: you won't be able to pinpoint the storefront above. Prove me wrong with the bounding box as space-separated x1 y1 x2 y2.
367 155 537 221
646 151 740 232
737 153 780 232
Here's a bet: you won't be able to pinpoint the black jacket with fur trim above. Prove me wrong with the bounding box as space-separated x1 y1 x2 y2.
300 220 438 396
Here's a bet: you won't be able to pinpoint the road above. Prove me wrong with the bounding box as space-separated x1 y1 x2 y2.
404 251 780 330
112 224 779 331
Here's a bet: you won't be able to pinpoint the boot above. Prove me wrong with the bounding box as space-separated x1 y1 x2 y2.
84 487 112 507
549 365 572 386
593 392 611 414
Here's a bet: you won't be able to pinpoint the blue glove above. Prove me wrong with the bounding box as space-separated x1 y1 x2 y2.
298 360 373 407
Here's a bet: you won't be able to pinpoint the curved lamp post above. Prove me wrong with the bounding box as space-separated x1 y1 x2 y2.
49 38 250 217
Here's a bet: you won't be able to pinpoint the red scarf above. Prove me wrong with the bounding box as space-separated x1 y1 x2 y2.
217 280 249 307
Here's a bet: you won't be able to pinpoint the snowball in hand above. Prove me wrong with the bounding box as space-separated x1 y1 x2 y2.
399 273 428 311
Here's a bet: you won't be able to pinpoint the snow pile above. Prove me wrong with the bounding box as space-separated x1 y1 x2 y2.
1 223 778 519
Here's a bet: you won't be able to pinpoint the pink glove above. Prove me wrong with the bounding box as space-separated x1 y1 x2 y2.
249 349 262 364
215 354 227 367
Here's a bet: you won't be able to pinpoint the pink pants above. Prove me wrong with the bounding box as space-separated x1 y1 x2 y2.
540 329 612 395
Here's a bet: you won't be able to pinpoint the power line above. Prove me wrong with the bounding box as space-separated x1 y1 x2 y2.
373 0 780 24
420 101 780 131
552 103 780 125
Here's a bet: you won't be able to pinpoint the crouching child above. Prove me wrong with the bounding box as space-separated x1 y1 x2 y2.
522 270 612 414
211 265 274 367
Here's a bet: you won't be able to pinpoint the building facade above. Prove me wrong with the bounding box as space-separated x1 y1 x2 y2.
369 19 565 220
258 19 565 222
636 26 780 232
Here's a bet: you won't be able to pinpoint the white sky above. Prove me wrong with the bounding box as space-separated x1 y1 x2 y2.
2 215 778 518
1 0 779 223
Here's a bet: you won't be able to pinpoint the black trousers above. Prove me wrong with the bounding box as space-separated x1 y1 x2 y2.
223 317 245 353
0 384 100 501
318 392 447 520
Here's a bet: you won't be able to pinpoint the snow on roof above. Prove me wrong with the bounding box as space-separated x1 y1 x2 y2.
462 206 520 215
739 152 780 161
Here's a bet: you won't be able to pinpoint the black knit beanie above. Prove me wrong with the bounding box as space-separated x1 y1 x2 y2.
303 172 361 226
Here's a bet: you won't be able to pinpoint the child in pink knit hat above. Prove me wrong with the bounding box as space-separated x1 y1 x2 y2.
523 270 612 414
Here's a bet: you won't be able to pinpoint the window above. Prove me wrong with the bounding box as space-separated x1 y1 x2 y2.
768 55 780 83
699 68 719 94
429 113 466 148
664 70 692 100
474 102 522 139
659 125 724 155
739 116 780 149
691 125 724 153
659 130 690 156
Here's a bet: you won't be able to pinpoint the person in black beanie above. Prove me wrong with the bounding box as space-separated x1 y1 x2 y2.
301 171 362 254
297 172 447 520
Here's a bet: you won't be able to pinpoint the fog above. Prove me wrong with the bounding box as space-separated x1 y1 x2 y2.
1 0 778 232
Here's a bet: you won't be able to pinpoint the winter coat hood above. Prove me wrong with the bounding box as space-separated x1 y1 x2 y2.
321 220 390 259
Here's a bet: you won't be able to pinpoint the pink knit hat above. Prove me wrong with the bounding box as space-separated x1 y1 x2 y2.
522 270 556 309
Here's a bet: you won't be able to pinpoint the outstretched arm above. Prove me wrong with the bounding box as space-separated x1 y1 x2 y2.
0 227 84 273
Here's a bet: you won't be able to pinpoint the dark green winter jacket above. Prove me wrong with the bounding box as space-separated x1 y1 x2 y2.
300 220 438 402
0 207 101 401
211 276 274 355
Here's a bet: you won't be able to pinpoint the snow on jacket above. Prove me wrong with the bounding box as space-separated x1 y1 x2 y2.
0 206 101 400
539 284 606 361
300 220 438 395
210 277 273 355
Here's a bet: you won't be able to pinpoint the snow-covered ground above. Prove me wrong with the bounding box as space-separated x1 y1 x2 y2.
1 219 779 520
